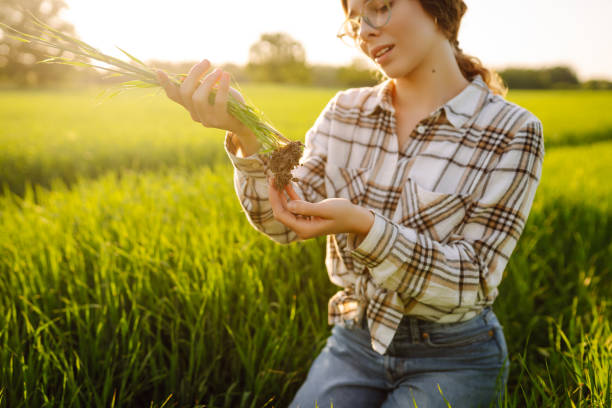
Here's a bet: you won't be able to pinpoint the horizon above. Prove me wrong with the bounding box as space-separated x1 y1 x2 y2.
58 0 611 82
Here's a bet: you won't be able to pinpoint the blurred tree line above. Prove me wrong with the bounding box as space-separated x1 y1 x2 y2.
1 4 611 91
150 33 382 89
495 66 612 90
0 0 90 86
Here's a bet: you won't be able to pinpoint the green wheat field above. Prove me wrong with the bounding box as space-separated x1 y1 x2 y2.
0 85 610 407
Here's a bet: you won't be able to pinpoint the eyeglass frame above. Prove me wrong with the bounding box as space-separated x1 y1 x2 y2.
337 0 393 43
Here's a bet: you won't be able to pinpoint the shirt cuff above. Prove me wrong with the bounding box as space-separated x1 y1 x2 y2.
224 131 268 176
347 210 398 269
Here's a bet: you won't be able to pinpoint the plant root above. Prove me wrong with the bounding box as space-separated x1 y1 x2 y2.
267 141 305 191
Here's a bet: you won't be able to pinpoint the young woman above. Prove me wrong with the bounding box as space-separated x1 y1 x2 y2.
157 0 545 406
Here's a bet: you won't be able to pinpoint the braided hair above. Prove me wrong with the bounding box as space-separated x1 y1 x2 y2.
420 0 507 96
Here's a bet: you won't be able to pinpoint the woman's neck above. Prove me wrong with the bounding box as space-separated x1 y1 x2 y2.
391 40 470 115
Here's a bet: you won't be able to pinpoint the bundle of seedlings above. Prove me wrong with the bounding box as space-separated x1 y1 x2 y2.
0 13 304 191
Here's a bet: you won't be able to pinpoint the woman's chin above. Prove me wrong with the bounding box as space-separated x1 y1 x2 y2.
378 66 401 80
379 61 420 81
375 59 406 79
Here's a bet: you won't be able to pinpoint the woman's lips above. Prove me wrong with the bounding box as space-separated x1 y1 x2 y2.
374 45 395 64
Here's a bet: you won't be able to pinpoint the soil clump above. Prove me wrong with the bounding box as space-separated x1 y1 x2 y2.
267 141 305 191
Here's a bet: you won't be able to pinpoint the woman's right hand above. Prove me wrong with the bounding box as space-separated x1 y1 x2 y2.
156 59 250 136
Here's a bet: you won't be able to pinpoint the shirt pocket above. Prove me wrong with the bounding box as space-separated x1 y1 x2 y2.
395 178 472 243
325 164 372 205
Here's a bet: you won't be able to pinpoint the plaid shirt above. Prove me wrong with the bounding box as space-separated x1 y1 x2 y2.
224 74 545 355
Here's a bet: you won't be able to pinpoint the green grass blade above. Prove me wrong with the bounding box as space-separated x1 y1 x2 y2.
37 58 91 68
115 46 147 67
4 33 31 43
120 80 159 88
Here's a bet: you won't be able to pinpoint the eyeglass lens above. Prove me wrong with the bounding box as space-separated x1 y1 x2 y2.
343 0 391 39
363 0 392 29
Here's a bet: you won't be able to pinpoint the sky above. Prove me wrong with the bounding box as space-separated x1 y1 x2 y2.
60 0 612 81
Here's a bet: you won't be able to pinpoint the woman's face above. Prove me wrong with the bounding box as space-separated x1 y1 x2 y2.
345 0 443 79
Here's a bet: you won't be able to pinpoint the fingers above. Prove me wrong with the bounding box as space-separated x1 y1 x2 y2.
212 71 231 116
284 181 312 221
286 199 332 219
228 86 245 105
268 178 329 239
192 68 224 125
157 59 211 122
180 59 211 109
157 59 246 131
269 177 290 208
181 61 212 122
269 178 294 222
285 182 301 201
285 199 307 215
156 70 182 104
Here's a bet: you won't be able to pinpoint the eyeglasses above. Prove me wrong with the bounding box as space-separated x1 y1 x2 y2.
337 0 393 44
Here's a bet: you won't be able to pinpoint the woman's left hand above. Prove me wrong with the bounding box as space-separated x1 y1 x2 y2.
268 177 374 240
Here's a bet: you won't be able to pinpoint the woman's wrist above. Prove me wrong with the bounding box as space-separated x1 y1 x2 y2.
350 204 375 238
232 125 260 157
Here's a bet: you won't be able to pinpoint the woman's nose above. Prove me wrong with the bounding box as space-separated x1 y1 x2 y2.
358 21 381 41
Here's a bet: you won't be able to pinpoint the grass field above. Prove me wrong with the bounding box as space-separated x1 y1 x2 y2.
1 86 611 196
0 85 610 407
507 90 612 148
0 85 338 197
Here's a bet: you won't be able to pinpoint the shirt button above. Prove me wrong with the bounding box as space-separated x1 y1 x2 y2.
416 125 427 134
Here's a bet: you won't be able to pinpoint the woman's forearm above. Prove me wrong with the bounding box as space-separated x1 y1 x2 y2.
351 204 375 245
233 125 261 158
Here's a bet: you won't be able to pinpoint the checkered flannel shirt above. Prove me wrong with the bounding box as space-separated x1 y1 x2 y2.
224 74 545 355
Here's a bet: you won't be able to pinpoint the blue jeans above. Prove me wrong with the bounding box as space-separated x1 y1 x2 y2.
289 307 509 408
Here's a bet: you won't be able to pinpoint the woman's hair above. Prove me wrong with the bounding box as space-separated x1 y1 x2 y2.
340 0 508 96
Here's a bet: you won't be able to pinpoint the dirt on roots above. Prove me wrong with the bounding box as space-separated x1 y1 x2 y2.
267 141 305 191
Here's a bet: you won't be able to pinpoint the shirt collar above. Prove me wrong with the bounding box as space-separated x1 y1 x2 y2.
363 74 491 129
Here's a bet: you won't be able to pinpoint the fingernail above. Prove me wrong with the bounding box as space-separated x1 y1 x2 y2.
201 58 209 65
287 202 296 210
